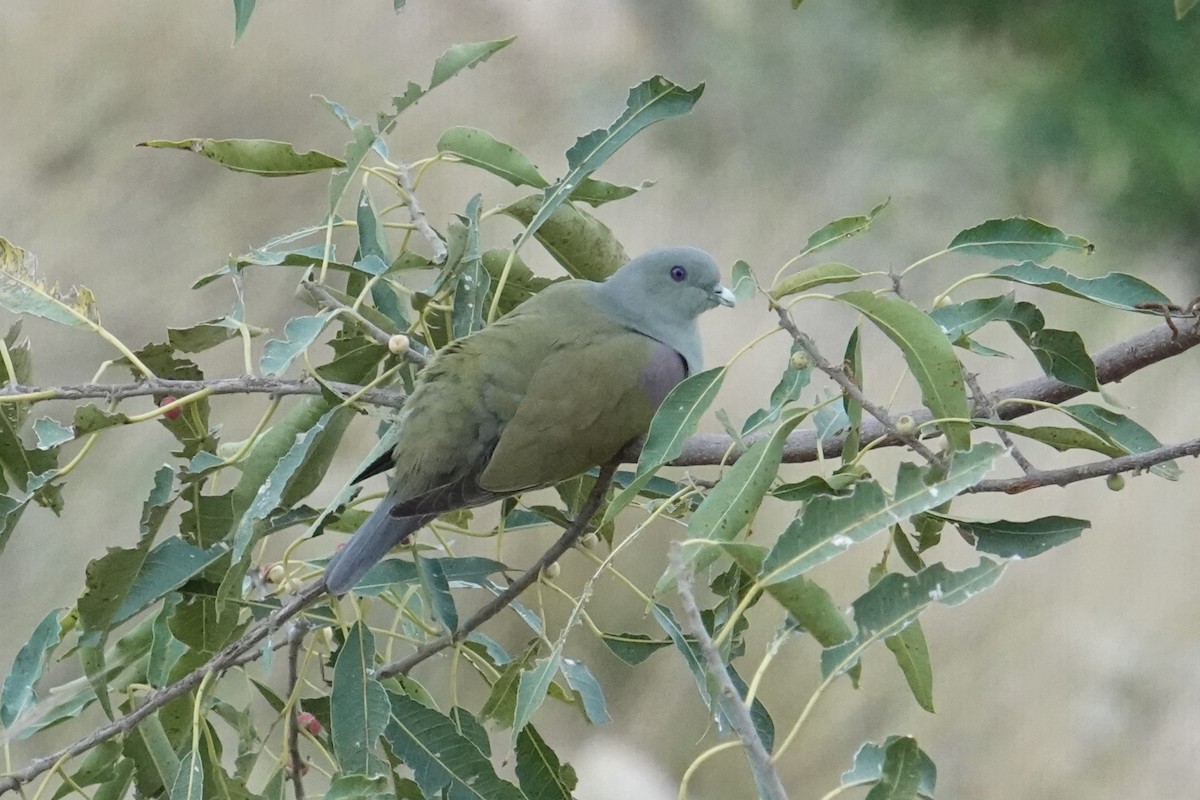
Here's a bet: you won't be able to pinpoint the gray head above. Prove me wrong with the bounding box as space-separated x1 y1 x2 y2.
590 246 734 373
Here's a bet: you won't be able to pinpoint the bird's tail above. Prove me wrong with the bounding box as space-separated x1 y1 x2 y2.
323 498 430 594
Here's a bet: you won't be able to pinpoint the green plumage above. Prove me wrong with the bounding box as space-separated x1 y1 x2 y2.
324 246 734 594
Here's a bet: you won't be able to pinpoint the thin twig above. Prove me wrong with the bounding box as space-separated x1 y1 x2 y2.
302 281 429 365
966 435 1200 494
964 371 1038 475
287 622 310 800
377 463 618 679
0 377 405 409
671 544 789 800
774 305 943 465
395 162 447 265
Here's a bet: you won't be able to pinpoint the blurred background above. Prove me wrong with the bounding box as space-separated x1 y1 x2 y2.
3 1 1200 798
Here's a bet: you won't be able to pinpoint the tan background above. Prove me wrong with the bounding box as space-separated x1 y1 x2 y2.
2 3 1198 798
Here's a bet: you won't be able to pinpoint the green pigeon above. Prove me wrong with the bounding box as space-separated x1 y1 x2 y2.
324 246 735 594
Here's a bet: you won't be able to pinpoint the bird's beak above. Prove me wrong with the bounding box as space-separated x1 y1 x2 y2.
714 284 736 308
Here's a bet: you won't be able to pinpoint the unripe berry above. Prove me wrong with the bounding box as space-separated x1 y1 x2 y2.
541 562 561 581
933 294 954 309
1106 473 1126 492
159 396 181 421
579 532 599 550
895 415 916 435
789 352 809 371
265 563 286 584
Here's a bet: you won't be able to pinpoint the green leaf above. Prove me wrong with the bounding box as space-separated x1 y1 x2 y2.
0 237 100 328
864 737 925 800
822 560 1004 680
73 404 131 435
112 538 227 625
796 200 888 258
429 38 516 90
761 444 1002 585
971 420 1124 458
989 263 1171 311
636 367 727 476
452 195 489 339
599 632 672 665
231 407 340 560
1 608 64 727
138 139 345 176
502 196 628 280
481 643 538 727
517 76 704 247
515 725 577 800
384 692 525 800
928 294 1015 341
416 555 459 632
325 775 393 800
169 751 204 800
729 260 757 302
232 0 255 41
948 217 1092 262
559 658 610 724
33 417 73 449
885 619 934 713
726 545 853 648
844 737 936 799
260 313 330 376
837 291 971 450
1006 318 1099 391
1178 0 1200 19
771 262 861 300
332 622 389 778
938 513 1090 559
480 250 555 316
1061 403 1181 479
770 472 862 502
662 408 808 590
438 125 547 187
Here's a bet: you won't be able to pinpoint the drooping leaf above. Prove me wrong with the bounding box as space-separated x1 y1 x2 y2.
599 632 673 665
971 420 1125 458
331 622 389 778
0 607 65 727
415 555 459 632
884 619 934 713
947 217 1092 262
1061 403 1181 479
232 0 255 41
726 545 853 648
837 291 971 450
169 750 204 800
0 237 100 328
989 263 1171 311
451 195 489 339
929 294 1015 341
138 139 345 176
559 658 611 725
843 737 936 799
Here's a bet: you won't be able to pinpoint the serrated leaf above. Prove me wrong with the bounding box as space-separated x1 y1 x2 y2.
515 724 577 800
989 263 1171 311
138 139 345 176
0 607 64 727
948 217 1092 262
838 290 971 450
771 262 862 300
1061 403 1180 479
384 692 525 800
260 313 330 376
0 237 99 328
939 513 1090 559
502 196 627 281
516 76 703 249
822 560 1004 680
761 444 1002 585
332 622 389 778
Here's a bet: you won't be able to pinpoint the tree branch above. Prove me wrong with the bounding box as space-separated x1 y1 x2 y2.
671 545 789 800
376 463 618 679
302 281 430 366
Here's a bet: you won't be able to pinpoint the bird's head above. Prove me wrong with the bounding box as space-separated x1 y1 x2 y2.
602 246 735 323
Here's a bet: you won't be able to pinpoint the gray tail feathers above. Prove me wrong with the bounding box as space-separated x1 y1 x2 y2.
323 497 430 594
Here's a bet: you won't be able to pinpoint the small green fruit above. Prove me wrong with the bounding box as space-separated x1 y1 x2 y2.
1106 473 1126 491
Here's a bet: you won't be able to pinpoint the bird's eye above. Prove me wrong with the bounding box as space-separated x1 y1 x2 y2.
669 265 687 282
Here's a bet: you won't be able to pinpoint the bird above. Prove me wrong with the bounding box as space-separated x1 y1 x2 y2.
323 246 735 594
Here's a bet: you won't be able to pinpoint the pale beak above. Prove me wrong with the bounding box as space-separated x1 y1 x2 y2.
714 284 737 308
